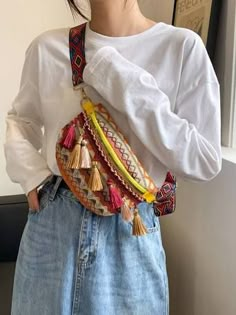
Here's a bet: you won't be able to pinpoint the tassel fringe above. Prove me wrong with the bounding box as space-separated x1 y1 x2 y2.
132 208 147 236
62 123 76 149
88 161 103 191
60 125 148 237
66 136 83 169
121 197 133 222
107 179 123 212
79 139 91 168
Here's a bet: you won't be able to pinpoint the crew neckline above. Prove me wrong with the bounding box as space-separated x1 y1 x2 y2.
85 21 165 44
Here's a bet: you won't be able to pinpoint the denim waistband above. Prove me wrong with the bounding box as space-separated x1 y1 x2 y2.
51 175 70 190
44 175 71 202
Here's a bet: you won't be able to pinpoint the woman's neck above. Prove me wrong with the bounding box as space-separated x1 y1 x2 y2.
89 0 156 37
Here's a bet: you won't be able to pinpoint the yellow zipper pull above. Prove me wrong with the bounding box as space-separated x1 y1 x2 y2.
82 99 94 116
142 191 156 203
80 88 95 116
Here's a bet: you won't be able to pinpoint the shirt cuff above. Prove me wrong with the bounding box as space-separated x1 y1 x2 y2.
22 169 54 196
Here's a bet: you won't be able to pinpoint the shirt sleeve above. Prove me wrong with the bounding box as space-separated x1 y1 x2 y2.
3 38 53 196
82 34 222 182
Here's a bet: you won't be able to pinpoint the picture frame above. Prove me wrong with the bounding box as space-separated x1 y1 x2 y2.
172 0 222 61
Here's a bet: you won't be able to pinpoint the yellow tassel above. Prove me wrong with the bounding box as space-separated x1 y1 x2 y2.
79 139 91 169
132 208 147 236
88 161 103 191
121 197 133 222
66 136 83 169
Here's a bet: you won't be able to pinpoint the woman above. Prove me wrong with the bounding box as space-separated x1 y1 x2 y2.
4 0 222 314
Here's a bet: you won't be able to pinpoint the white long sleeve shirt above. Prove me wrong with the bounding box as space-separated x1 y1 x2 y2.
4 21 222 196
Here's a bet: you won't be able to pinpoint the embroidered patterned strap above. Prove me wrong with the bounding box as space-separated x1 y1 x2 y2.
69 23 87 86
153 172 177 216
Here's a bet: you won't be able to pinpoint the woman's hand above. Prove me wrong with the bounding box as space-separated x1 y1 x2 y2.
27 188 40 212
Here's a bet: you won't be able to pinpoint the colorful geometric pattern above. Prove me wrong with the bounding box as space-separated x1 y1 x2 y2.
153 172 177 216
69 23 87 87
55 22 177 217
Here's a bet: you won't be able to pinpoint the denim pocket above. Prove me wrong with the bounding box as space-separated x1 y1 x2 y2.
146 210 160 234
28 186 50 216
146 220 159 233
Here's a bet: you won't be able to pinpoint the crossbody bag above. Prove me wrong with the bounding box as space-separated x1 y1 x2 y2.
55 22 177 236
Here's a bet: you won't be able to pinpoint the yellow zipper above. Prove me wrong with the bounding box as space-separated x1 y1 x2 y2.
81 98 155 203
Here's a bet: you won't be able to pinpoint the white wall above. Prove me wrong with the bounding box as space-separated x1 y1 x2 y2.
138 0 174 23
161 159 236 315
0 1 83 196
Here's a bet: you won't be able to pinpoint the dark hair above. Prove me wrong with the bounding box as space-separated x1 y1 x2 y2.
67 0 128 19
67 0 88 20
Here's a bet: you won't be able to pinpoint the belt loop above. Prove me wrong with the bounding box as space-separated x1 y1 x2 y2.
48 175 63 202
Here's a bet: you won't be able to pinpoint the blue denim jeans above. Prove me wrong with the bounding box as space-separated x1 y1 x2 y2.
11 175 169 315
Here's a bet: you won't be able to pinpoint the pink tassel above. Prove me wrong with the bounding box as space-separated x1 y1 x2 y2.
61 123 76 149
107 179 123 212
59 125 69 146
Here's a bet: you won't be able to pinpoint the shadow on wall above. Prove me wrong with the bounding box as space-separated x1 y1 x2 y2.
160 159 236 315
164 224 196 315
